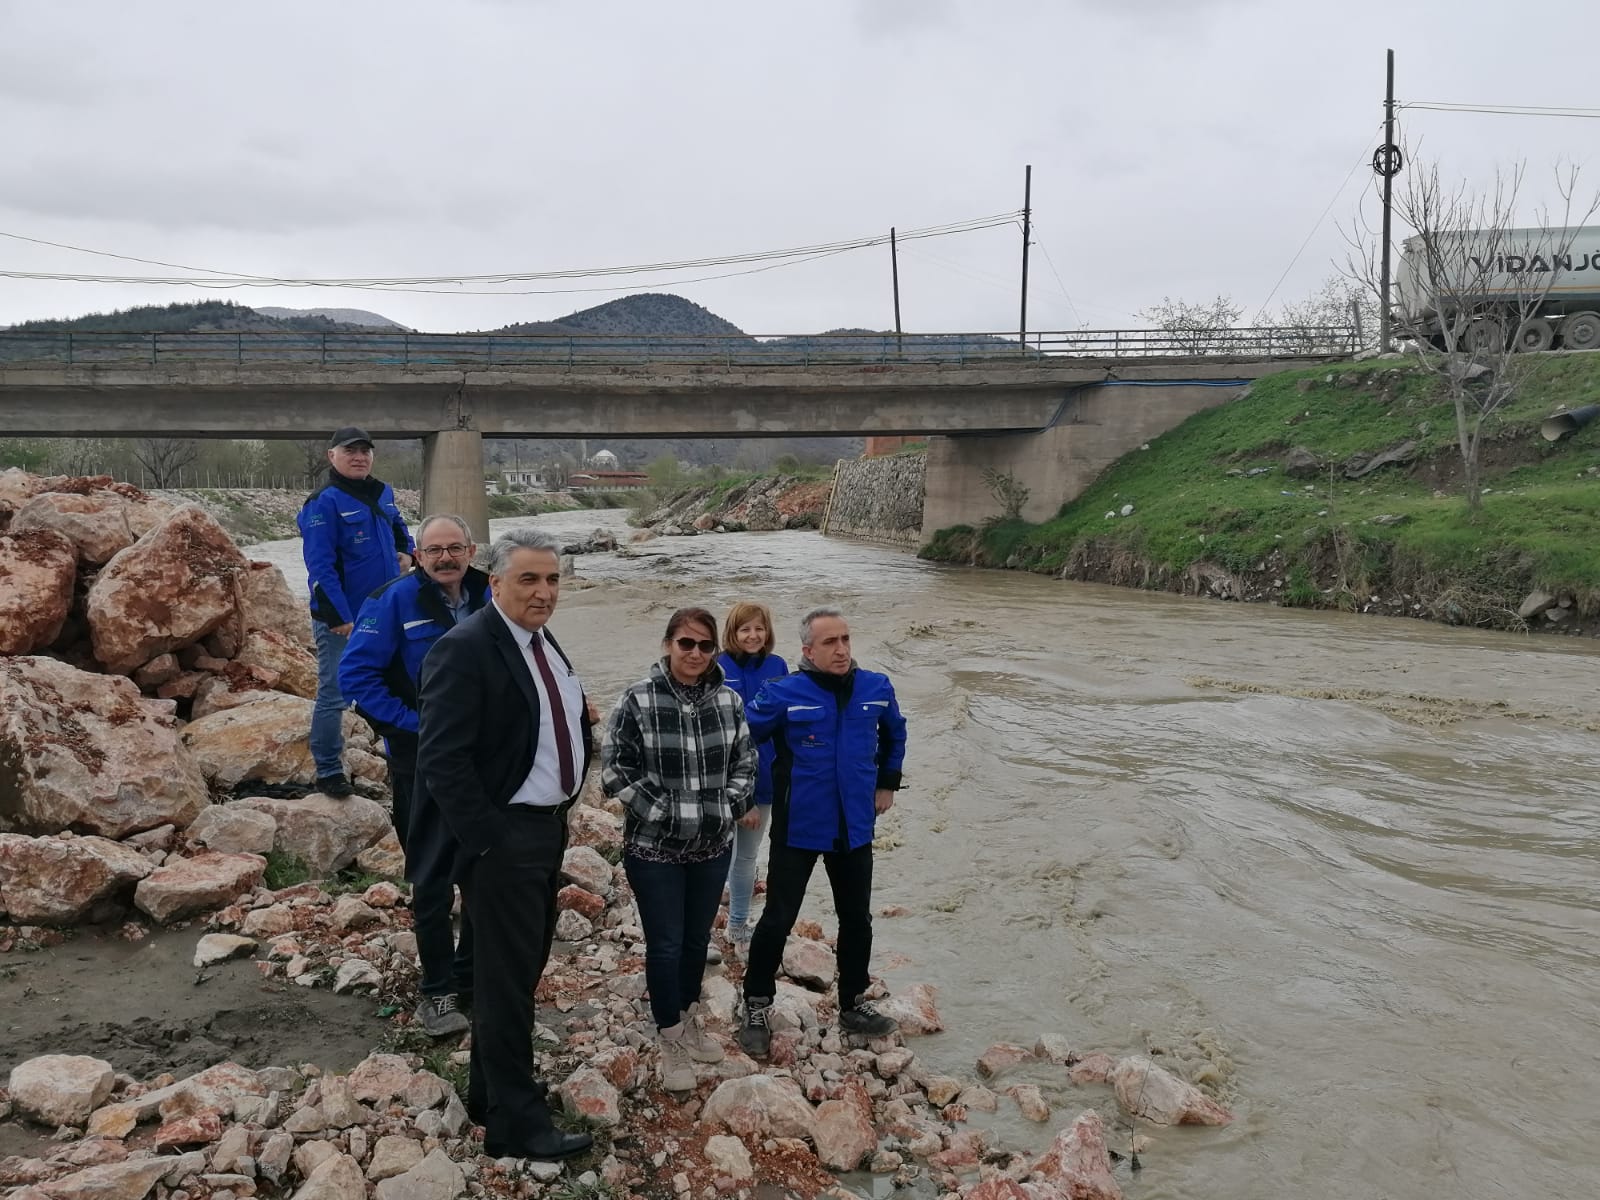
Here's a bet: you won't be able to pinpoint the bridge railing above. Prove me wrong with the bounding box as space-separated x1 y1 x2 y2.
0 326 1359 368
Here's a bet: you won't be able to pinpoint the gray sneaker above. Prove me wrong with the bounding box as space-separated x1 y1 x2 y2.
737 996 773 1058
414 994 470 1038
705 944 723 965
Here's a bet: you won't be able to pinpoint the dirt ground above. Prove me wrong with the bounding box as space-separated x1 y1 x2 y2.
0 926 388 1156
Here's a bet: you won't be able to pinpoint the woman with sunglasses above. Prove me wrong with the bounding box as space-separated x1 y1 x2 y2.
715 601 789 956
601 607 756 1093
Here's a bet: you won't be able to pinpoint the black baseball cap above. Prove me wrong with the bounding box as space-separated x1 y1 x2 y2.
329 426 374 449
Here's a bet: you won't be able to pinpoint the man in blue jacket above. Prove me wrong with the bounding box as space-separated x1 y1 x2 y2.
297 427 414 797
341 513 488 1038
737 605 908 1057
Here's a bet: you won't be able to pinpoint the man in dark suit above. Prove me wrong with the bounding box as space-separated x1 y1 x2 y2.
415 528 594 1162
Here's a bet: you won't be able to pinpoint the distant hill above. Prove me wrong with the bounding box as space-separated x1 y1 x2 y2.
2 299 388 335
3 294 747 339
1 295 862 467
256 306 409 330
490 293 749 338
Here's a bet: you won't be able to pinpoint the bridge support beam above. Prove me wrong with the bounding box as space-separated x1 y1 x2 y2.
919 381 1248 542
421 430 490 544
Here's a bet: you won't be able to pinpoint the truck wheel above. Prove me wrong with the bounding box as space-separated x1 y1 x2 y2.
1514 318 1555 353
1560 311 1600 352
1463 317 1507 354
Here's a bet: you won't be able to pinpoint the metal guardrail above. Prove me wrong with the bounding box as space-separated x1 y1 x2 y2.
0 327 1359 368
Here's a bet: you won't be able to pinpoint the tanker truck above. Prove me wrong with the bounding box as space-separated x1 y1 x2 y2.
1393 225 1600 352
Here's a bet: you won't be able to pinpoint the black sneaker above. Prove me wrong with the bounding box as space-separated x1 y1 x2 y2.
315 773 353 798
737 996 773 1058
839 994 897 1037
414 994 469 1038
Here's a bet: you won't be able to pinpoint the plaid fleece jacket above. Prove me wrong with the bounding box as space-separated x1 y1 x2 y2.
601 659 757 857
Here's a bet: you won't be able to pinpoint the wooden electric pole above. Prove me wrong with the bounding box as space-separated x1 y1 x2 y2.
1378 49 1398 352
890 226 903 354
1019 164 1033 352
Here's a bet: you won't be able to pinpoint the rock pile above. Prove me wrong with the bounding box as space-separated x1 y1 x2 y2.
634 475 829 538
2 773 1239 1199
0 470 392 930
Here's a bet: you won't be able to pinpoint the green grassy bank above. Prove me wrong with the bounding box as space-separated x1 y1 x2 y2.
921 355 1600 631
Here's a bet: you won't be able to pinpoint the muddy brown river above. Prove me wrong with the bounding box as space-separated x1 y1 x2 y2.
251 510 1600 1199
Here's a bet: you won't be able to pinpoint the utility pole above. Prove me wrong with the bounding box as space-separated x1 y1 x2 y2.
1377 49 1399 352
1020 164 1033 353
890 226 903 355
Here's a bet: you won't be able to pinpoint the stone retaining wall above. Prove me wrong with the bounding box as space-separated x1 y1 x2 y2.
823 453 926 547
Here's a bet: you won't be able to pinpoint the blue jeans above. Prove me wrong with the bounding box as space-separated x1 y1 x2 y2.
624 846 732 1030
726 805 771 933
310 621 349 779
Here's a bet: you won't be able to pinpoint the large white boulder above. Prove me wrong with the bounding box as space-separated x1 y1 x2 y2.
0 656 208 837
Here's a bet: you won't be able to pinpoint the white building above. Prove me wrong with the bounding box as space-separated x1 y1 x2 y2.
502 469 547 492
589 448 619 469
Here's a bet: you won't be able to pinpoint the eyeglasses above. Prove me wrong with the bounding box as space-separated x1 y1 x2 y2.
673 637 716 654
418 543 472 559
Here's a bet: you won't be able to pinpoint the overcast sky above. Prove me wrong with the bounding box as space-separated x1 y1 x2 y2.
1 0 1592 334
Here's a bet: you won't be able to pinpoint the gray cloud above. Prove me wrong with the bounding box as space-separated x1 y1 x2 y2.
0 0 1590 333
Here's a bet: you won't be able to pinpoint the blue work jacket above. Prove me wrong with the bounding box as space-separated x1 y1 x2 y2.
296 472 413 627
717 650 789 805
339 567 490 737
745 664 907 853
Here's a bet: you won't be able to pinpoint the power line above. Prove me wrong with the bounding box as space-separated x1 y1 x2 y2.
0 211 1022 291
1399 100 1600 119
1027 226 1082 327
1251 129 1382 323
897 245 1016 294
0 230 281 280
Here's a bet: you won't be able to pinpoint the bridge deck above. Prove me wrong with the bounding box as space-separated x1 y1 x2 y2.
0 326 1358 369
0 328 1350 439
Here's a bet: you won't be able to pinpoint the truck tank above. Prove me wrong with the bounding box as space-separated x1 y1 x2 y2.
1393 225 1600 352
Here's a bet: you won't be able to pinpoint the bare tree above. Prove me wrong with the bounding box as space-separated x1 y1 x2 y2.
298 439 329 487
1138 295 1245 354
543 456 572 491
1347 153 1599 512
48 437 112 477
1268 276 1378 354
133 437 200 488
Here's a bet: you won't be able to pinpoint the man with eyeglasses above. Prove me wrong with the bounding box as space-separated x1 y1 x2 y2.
297 427 414 798
340 514 487 1037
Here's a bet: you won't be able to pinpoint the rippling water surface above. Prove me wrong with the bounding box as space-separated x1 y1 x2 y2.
252 511 1600 1199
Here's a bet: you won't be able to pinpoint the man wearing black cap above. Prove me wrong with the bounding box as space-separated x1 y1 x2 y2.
296 428 415 797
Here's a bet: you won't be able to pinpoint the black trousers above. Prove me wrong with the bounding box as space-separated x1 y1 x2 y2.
388 736 474 998
460 805 568 1145
743 839 874 1007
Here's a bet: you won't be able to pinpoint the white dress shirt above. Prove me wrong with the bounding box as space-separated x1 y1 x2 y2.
493 601 586 808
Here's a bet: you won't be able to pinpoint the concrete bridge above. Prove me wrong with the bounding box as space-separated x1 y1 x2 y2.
0 328 1353 540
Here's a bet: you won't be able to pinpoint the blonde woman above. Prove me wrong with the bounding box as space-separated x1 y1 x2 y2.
716 601 789 951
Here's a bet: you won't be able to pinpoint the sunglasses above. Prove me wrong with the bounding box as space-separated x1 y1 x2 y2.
673 637 716 654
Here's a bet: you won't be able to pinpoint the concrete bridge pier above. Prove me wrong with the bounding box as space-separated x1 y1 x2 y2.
919 380 1250 539
421 430 490 544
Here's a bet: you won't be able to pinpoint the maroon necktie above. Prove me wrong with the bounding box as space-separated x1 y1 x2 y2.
528 632 577 796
